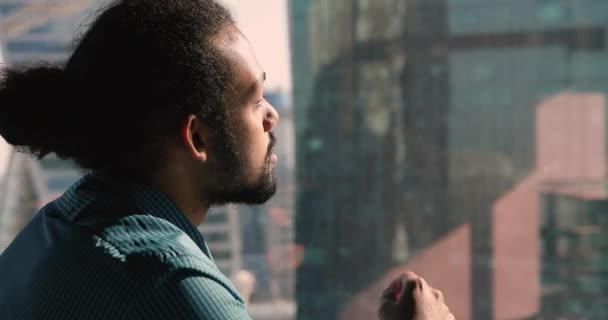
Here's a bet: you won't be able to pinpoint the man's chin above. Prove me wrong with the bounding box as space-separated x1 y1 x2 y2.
236 185 277 205
210 180 277 206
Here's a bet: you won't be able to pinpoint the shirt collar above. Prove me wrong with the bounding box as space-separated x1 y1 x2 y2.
55 173 212 259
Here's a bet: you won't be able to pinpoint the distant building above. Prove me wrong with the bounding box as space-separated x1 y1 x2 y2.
0 0 98 64
200 205 243 277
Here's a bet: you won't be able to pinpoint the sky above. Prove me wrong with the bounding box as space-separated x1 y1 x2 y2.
220 0 292 92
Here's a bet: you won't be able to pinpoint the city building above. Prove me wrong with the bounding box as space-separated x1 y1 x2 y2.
200 205 244 277
290 1 608 319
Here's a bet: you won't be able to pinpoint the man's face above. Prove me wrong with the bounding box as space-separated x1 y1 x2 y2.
203 25 280 205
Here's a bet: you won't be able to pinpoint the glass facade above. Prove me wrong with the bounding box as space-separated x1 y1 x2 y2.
290 0 608 319
541 190 608 318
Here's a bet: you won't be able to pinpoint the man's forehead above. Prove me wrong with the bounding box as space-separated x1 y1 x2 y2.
213 23 241 45
214 26 263 95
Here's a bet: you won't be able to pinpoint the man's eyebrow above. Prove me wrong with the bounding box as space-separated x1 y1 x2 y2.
259 72 267 85
245 72 266 98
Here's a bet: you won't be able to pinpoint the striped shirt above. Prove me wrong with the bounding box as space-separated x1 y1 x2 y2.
0 173 251 319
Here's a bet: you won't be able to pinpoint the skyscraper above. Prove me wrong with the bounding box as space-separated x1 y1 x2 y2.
290 1 608 319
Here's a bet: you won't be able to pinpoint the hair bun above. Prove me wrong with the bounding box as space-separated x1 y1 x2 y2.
0 63 71 157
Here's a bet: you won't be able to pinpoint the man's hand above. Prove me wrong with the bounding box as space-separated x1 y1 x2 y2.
379 272 454 320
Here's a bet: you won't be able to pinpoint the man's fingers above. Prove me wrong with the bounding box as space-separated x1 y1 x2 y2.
394 272 422 310
433 288 444 303
381 272 420 301
380 275 404 301
380 273 455 320
440 298 453 320
378 296 395 320
380 285 396 303
399 272 421 295
379 272 420 319
379 276 404 316
419 276 430 290
442 304 450 314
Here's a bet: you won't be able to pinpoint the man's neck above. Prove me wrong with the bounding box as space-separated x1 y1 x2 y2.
150 171 210 226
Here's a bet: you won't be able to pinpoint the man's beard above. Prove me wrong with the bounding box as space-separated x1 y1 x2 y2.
206 131 277 206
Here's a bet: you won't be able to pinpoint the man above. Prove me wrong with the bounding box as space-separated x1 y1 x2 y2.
0 0 453 319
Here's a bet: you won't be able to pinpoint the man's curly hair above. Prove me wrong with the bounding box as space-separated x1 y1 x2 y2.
0 0 235 178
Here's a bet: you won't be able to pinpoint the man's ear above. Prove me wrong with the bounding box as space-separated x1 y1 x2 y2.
181 115 208 162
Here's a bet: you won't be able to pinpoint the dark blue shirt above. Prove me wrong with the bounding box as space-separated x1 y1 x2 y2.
0 173 251 319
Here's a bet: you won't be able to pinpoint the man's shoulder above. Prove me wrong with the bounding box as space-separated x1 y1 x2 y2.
95 214 247 312
92 214 217 275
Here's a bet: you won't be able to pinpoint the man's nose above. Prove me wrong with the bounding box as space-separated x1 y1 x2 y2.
264 104 280 132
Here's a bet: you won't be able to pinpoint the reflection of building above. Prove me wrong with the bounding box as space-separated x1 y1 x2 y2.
342 93 608 320
540 192 608 319
290 1 608 319
292 0 453 318
534 94 608 318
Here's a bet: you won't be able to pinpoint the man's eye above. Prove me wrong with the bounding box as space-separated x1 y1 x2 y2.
255 98 265 108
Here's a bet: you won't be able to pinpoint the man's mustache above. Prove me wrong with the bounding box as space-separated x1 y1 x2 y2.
267 132 276 156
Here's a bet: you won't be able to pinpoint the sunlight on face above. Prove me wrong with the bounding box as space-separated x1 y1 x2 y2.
203 25 279 206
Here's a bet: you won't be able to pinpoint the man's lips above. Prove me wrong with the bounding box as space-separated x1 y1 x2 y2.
267 132 277 165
